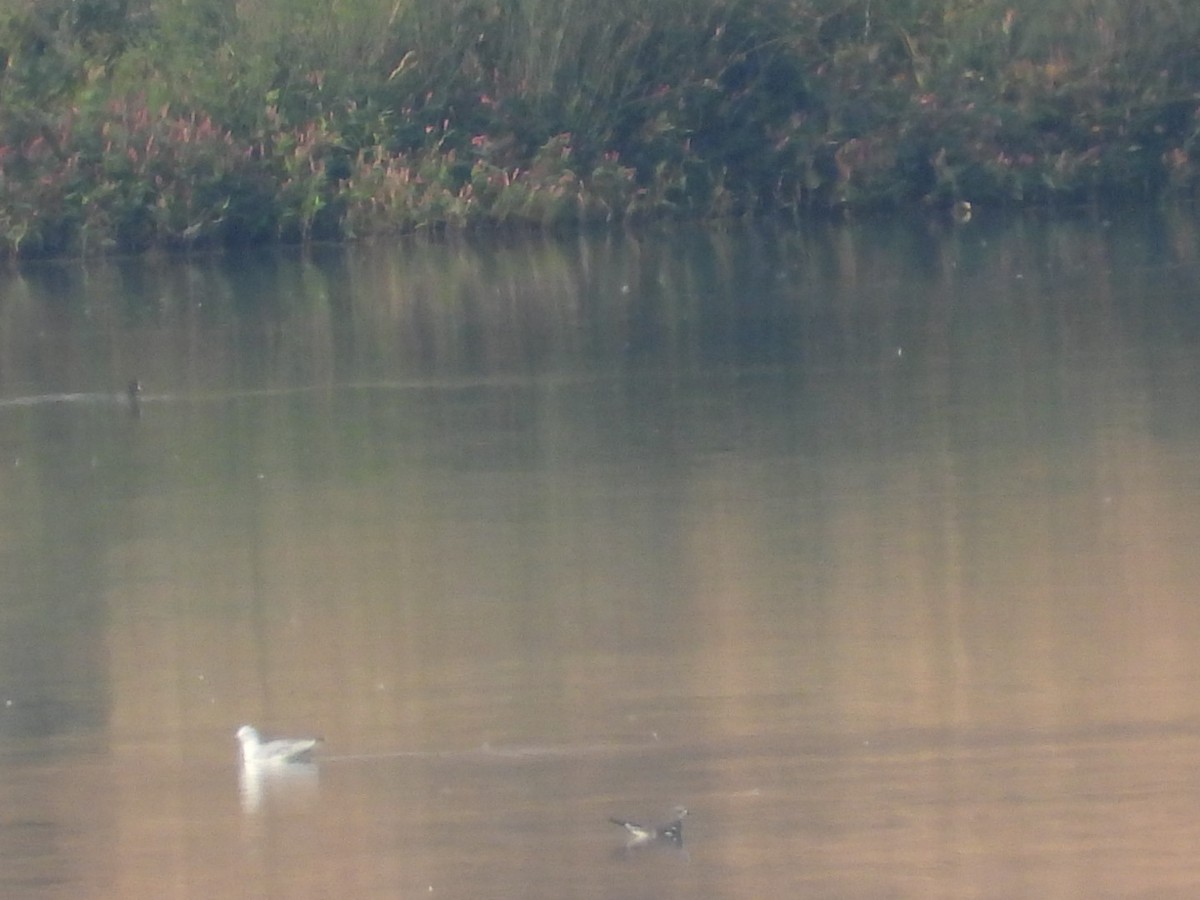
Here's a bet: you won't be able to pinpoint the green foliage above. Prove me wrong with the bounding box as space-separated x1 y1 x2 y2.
3 0 1200 256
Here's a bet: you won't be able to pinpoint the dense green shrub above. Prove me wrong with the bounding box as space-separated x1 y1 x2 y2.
1 0 1200 256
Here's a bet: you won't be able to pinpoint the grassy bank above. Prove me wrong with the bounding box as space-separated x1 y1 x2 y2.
1 0 1199 256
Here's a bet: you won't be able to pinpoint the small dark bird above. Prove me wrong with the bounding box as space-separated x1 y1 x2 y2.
609 806 688 846
126 380 142 417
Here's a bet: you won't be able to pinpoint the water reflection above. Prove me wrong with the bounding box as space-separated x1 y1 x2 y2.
3 213 1200 896
238 760 319 815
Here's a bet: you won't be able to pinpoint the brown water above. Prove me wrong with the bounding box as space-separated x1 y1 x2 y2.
2 212 1200 898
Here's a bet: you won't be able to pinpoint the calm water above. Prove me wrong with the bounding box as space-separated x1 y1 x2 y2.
2 211 1200 898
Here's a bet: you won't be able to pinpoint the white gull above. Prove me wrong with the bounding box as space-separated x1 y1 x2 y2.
236 724 320 765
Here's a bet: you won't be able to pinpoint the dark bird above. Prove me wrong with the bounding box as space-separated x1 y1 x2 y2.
126 379 142 417
609 806 688 846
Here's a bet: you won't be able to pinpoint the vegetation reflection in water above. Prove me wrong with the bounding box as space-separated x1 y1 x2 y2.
3 208 1200 397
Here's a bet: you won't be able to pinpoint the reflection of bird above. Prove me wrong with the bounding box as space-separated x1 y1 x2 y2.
238 757 319 814
609 806 689 846
236 725 320 765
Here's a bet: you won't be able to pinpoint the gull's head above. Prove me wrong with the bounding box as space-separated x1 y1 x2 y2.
236 725 260 746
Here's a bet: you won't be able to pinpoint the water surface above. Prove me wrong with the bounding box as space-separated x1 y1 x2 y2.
2 212 1200 897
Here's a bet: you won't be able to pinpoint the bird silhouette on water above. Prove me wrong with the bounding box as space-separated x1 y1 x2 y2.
126 380 141 417
609 806 688 847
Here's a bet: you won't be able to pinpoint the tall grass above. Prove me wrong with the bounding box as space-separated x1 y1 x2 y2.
1 0 1200 256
